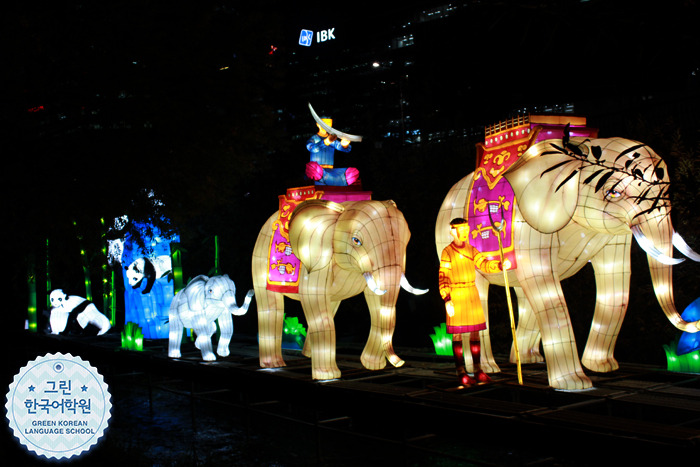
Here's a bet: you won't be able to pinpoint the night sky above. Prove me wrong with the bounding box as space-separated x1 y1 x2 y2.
3 0 700 363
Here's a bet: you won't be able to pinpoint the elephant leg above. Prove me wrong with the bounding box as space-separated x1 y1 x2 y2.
216 313 234 358
254 277 286 368
302 301 339 359
195 334 216 361
469 274 500 373
515 227 591 390
511 286 544 364
301 328 311 358
194 322 217 349
191 316 216 361
167 307 184 359
582 237 631 373
301 289 340 380
253 216 287 369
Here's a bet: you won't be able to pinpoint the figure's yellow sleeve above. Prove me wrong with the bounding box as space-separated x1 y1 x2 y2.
474 247 487 271
439 248 452 301
474 247 501 273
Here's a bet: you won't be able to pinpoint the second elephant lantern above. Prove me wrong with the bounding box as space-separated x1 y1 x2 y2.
436 115 700 390
253 199 427 380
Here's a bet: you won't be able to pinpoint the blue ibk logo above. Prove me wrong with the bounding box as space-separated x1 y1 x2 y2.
299 29 313 47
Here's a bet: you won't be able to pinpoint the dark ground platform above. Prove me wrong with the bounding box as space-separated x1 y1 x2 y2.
3 331 699 466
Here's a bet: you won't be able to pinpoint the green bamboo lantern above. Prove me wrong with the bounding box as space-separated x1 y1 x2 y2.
430 323 453 356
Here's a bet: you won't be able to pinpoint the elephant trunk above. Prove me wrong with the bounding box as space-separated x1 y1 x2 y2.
222 289 254 316
633 222 700 333
371 266 406 368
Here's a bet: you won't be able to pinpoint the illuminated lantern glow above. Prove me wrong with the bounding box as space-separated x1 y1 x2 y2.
121 322 144 351
439 218 494 386
430 323 453 356
27 265 37 332
677 298 700 355
253 199 427 380
168 274 254 361
282 314 307 350
436 119 700 390
267 186 325 294
664 337 700 374
109 221 180 339
49 289 111 336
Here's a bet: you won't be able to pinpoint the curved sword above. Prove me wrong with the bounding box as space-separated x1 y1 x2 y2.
308 103 363 142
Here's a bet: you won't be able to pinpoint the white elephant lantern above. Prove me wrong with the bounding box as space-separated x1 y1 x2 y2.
168 274 254 361
253 199 427 380
437 122 700 390
49 289 111 336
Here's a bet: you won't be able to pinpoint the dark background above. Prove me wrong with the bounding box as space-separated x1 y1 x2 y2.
3 0 700 366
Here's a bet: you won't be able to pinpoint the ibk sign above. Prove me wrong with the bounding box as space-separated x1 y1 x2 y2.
299 28 335 47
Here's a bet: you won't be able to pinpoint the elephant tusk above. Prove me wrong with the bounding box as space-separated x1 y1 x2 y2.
363 272 387 295
631 225 685 265
400 274 428 295
673 232 700 262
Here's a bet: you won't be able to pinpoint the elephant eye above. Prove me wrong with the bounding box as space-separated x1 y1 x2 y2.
605 189 622 200
351 236 362 247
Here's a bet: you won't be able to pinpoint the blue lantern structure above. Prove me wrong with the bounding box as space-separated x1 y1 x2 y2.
678 298 700 355
111 221 179 339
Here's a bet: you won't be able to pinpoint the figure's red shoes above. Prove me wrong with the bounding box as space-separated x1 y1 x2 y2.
475 370 492 384
460 373 477 386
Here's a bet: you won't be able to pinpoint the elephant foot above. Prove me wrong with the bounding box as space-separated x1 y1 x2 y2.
260 356 286 369
582 356 619 373
513 349 544 365
361 353 387 371
550 372 593 391
202 352 217 362
312 367 341 381
476 360 501 374
387 354 405 368
216 339 231 357
168 350 181 359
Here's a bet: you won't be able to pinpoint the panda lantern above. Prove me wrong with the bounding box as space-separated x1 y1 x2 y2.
125 255 172 294
49 289 111 336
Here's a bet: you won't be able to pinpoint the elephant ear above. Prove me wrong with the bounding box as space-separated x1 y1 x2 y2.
288 199 345 272
504 140 583 234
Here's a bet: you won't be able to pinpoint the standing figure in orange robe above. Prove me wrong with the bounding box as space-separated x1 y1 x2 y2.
439 218 494 386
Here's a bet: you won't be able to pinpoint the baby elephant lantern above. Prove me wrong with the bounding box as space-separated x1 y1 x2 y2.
436 136 700 390
253 199 427 380
168 274 254 361
49 290 111 336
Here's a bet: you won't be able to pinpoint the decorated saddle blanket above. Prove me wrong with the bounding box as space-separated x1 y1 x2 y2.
469 115 598 273
266 186 323 293
265 186 372 293
468 122 536 273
